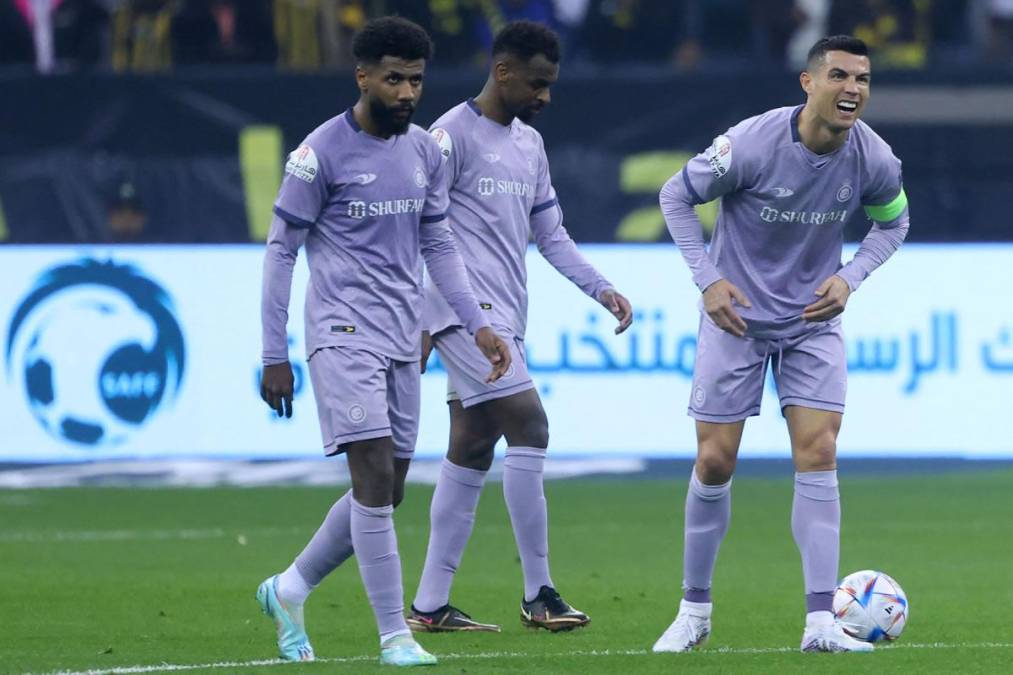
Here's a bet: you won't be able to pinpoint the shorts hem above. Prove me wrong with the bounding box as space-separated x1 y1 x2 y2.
324 426 393 454
688 406 760 423
460 380 536 408
779 397 845 414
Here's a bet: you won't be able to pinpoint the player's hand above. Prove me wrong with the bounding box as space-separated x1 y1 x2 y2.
598 288 634 334
703 279 751 337
474 327 512 383
420 331 433 373
803 275 851 322
261 362 294 418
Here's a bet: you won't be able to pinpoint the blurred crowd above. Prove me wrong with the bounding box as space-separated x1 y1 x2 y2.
2 0 1012 73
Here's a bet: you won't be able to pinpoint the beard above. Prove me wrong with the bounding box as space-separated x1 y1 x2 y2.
369 97 415 136
515 102 544 125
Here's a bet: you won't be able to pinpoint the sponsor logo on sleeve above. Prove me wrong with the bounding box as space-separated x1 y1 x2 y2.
706 135 732 179
431 128 453 160
285 145 319 183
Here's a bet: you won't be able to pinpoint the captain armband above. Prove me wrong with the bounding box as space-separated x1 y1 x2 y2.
863 188 908 223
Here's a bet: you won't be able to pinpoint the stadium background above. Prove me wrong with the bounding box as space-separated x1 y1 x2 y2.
2 2 1012 674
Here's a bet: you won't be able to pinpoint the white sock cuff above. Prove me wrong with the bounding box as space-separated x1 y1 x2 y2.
442 457 488 488
689 471 732 501
794 470 839 501
350 496 394 518
504 446 545 472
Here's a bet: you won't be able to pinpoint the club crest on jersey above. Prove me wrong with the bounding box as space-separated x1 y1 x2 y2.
414 167 428 188
431 127 453 160
285 145 318 183
527 158 537 175
837 183 854 202
707 135 732 179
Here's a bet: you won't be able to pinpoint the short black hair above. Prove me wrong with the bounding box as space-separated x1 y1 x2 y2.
352 16 433 64
806 35 869 69
492 20 560 64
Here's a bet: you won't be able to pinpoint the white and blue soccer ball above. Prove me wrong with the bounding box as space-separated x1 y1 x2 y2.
833 570 909 642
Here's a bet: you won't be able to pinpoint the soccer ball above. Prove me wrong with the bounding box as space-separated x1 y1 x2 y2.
833 570 909 642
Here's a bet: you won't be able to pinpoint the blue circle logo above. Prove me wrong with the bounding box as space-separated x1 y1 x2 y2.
5 259 186 446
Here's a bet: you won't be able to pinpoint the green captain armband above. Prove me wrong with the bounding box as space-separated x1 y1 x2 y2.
863 188 908 222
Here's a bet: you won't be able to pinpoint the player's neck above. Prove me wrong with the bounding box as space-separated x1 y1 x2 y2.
351 101 394 140
797 105 849 155
473 85 514 127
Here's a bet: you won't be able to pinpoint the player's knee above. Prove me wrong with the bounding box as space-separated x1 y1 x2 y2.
795 429 837 471
695 451 737 484
391 483 405 509
504 412 549 449
352 461 396 506
449 428 499 471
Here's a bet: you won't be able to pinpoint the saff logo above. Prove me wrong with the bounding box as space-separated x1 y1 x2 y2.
348 201 366 219
4 259 186 447
478 177 495 197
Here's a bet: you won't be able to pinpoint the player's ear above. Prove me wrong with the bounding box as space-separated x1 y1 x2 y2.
493 59 511 85
799 70 813 96
355 65 369 93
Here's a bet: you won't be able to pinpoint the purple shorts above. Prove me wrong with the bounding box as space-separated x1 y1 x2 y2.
689 315 847 423
307 346 419 458
433 326 534 408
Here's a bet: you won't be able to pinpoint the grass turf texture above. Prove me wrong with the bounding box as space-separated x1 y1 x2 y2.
3 470 1012 674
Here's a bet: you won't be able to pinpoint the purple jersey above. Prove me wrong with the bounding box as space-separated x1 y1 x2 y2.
423 100 612 338
662 105 908 338
262 110 489 364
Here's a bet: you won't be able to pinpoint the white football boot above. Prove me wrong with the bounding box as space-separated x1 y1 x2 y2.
652 599 712 653
800 614 874 653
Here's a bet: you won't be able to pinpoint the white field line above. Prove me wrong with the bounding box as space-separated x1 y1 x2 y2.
27 642 1013 675
0 527 307 544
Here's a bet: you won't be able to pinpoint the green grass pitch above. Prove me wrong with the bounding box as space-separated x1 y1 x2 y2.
3 469 1012 674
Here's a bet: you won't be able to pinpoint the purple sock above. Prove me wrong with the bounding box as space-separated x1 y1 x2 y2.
350 497 409 641
294 490 353 588
791 470 840 613
413 459 487 613
503 446 553 602
682 470 732 604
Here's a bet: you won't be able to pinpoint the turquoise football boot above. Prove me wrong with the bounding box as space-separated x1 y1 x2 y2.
379 634 437 667
256 575 315 662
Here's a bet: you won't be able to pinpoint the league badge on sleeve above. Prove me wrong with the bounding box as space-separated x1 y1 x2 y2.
431 128 453 160
707 135 732 179
285 145 319 183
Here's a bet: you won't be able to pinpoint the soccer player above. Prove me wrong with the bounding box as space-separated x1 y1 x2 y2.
405 20 633 634
653 35 909 654
255 17 512 667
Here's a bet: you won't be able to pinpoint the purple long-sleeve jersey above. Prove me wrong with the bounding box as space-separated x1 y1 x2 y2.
661 105 910 338
422 100 613 338
261 110 490 364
